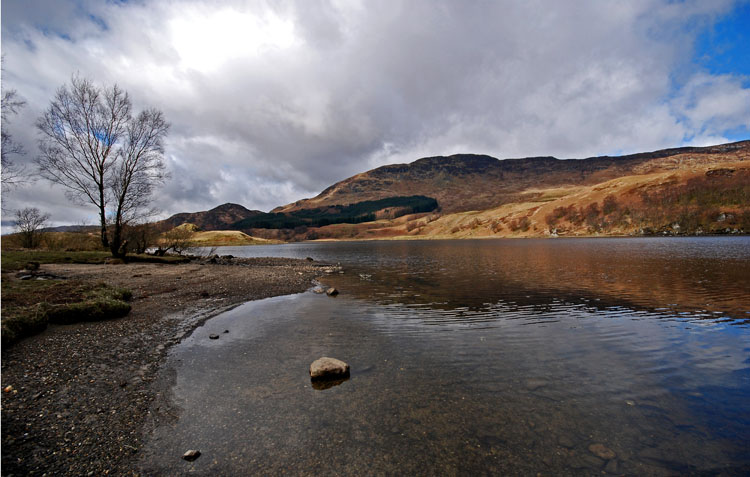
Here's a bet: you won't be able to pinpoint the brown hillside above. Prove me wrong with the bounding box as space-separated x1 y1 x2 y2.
274 141 750 214
160 203 262 231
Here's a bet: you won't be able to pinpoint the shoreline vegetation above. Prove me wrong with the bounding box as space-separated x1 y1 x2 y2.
0 250 337 475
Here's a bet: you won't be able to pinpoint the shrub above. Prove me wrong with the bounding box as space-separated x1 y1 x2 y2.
509 216 531 232
602 195 618 215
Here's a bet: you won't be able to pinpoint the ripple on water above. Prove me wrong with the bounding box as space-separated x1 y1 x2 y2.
141 238 750 475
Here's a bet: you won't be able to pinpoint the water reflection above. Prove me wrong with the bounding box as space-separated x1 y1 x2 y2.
140 238 750 475
311 377 349 391
320 238 750 324
206 237 750 324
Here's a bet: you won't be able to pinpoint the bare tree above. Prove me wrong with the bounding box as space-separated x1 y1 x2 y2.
15 207 50 249
36 75 169 257
154 225 195 256
1 88 27 189
123 221 161 254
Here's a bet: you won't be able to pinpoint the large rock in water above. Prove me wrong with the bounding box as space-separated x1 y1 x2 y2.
309 357 350 381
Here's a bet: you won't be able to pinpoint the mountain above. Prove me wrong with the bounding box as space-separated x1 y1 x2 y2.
160 203 263 231
260 140 749 239
274 141 750 214
159 141 748 241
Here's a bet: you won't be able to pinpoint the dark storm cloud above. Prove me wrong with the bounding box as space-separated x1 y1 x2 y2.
2 0 749 227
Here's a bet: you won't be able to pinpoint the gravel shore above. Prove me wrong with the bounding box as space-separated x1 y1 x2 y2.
1 257 332 476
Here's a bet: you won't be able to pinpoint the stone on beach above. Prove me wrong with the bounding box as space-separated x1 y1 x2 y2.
310 357 350 381
182 449 201 461
326 287 339 296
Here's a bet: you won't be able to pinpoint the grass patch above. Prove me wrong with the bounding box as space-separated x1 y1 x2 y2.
1 250 111 272
186 230 278 246
1 250 189 272
1 305 50 348
1 278 132 347
45 298 131 325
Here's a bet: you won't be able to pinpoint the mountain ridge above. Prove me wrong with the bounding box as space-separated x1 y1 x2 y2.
160 203 262 231
163 139 749 240
274 140 750 214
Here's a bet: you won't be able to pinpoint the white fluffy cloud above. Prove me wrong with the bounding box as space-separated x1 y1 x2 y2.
1 0 748 227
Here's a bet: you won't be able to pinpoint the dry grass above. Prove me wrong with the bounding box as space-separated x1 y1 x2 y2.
187 230 281 246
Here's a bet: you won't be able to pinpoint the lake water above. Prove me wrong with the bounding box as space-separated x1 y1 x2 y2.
139 238 750 475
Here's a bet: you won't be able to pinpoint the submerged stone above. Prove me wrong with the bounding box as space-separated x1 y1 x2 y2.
310 357 350 381
588 443 616 460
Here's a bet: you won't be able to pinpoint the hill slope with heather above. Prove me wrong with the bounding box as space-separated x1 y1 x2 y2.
162 140 749 241
259 140 749 240
274 141 749 215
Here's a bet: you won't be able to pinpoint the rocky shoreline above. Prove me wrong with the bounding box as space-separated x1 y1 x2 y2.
1 257 335 476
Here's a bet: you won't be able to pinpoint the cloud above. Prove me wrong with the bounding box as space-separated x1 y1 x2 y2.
1 0 748 226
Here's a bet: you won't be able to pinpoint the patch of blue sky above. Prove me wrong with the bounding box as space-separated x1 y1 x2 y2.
88 13 108 32
719 125 750 142
38 26 72 42
694 1 750 77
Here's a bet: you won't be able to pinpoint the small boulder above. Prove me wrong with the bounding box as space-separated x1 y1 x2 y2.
310 357 350 381
182 449 201 461
305 257 315 262
209 334 219 340
312 287 326 294
326 287 339 296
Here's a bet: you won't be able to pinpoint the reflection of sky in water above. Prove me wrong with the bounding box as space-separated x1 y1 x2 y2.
142 238 750 475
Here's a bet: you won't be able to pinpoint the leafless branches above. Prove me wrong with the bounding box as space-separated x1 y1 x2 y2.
15 207 50 249
2 88 28 189
36 75 169 257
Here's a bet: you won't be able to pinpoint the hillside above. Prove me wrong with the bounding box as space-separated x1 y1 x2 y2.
159 140 749 241
247 140 749 240
160 203 262 231
274 141 749 214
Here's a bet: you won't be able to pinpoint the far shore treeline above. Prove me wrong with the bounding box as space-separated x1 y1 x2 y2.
233 196 439 229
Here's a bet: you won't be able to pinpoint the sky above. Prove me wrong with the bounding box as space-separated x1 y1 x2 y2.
1 0 749 229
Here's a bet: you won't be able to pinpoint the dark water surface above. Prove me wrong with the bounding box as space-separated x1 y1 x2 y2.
140 238 750 475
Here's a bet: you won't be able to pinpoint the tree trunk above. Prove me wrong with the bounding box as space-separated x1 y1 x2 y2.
99 187 109 248
109 222 126 258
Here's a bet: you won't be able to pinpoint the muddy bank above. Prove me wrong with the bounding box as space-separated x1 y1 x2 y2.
1 257 333 476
